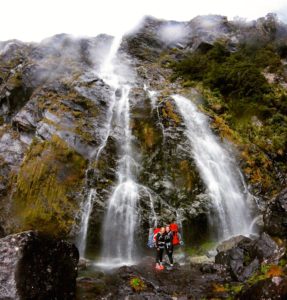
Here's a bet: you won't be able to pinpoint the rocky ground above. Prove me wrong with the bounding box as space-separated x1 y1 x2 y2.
76 232 287 299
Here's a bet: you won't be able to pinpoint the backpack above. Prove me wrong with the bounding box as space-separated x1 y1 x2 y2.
170 223 180 246
147 224 184 248
147 227 160 248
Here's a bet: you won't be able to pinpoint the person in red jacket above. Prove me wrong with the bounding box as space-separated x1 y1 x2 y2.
155 227 166 270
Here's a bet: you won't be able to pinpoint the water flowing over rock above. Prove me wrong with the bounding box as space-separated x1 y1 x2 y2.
0 231 78 300
77 36 157 264
172 94 252 240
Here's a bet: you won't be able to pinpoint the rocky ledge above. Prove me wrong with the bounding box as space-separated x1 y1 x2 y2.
0 231 79 300
77 232 287 299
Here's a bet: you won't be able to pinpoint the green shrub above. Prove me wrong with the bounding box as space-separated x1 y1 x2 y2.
130 277 146 292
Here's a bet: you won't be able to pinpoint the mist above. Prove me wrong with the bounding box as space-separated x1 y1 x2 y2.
0 0 286 42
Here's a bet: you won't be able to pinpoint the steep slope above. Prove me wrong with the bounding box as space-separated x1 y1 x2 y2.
0 14 286 257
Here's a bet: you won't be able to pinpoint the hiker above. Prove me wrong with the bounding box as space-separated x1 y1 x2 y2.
155 227 166 270
165 225 174 266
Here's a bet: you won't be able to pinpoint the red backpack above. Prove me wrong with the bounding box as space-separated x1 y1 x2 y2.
170 223 180 246
153 228 160 243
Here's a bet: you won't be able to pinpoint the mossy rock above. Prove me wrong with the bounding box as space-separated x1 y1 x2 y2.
12 135 87 237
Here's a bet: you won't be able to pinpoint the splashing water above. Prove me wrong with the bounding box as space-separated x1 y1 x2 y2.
172 94 252 240
77 188 96 256
77 37 122 258
79 36 160 265
100 81 140 266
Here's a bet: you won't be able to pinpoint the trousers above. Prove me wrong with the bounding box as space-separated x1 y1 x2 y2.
156 248 164 263
166 248 173 264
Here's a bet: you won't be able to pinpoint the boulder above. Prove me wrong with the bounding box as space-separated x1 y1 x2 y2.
216 235 248 253
0 231 79 300
250 232 283 263
215 233 284 281
264 188 287 238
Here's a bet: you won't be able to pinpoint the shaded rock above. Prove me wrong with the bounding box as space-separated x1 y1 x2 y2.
215 233 284 281
0 230 79 300
215 246 255 281
238 276 287 300
250 232 282 263
264 188 287 238
12 97 42 132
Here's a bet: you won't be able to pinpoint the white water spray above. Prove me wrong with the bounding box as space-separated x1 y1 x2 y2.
97 37 143 267
173 94 252 240
77 37 125 258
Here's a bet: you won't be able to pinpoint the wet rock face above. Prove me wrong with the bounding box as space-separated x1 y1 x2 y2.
0 231 79 300
0 14 286 247
264 188 287 238
215 233 285 281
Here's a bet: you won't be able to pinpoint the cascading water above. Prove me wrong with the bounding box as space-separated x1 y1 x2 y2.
77 188 96 256
77 37 124 258
100 82 140 266
78 36 161 265
172 94 252 240
95 36 146 267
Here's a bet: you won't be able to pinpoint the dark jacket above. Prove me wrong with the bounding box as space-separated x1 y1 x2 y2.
155 232 165 249
165 231 173 250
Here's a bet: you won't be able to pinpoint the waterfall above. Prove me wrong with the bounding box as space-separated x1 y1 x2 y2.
172 94 252 240
78 35 161 265
100 82 140 266
94 36 145 267
77 36 125 258
77 188 96 256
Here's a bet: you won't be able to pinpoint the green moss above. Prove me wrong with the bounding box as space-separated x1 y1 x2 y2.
246 264 285 287
185 241 217 256
129 277 146 292
162 100 181 124
13 135 87 237
222 282 244 299
178 160 195 192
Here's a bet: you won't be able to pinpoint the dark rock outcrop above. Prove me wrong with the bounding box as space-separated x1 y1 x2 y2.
264 188 287 238
215 233 285 281
0 231 79 300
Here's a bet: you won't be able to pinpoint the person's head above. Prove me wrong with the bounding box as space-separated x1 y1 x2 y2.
166 225 170 233
160 227 165 234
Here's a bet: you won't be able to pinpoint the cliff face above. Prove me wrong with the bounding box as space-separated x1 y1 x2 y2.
0 14 286 250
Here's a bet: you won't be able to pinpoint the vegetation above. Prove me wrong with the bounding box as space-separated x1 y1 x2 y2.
185 241 217 256
12 135 87 237
246 263 284 286
129 277 146 292
171 41 287 194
